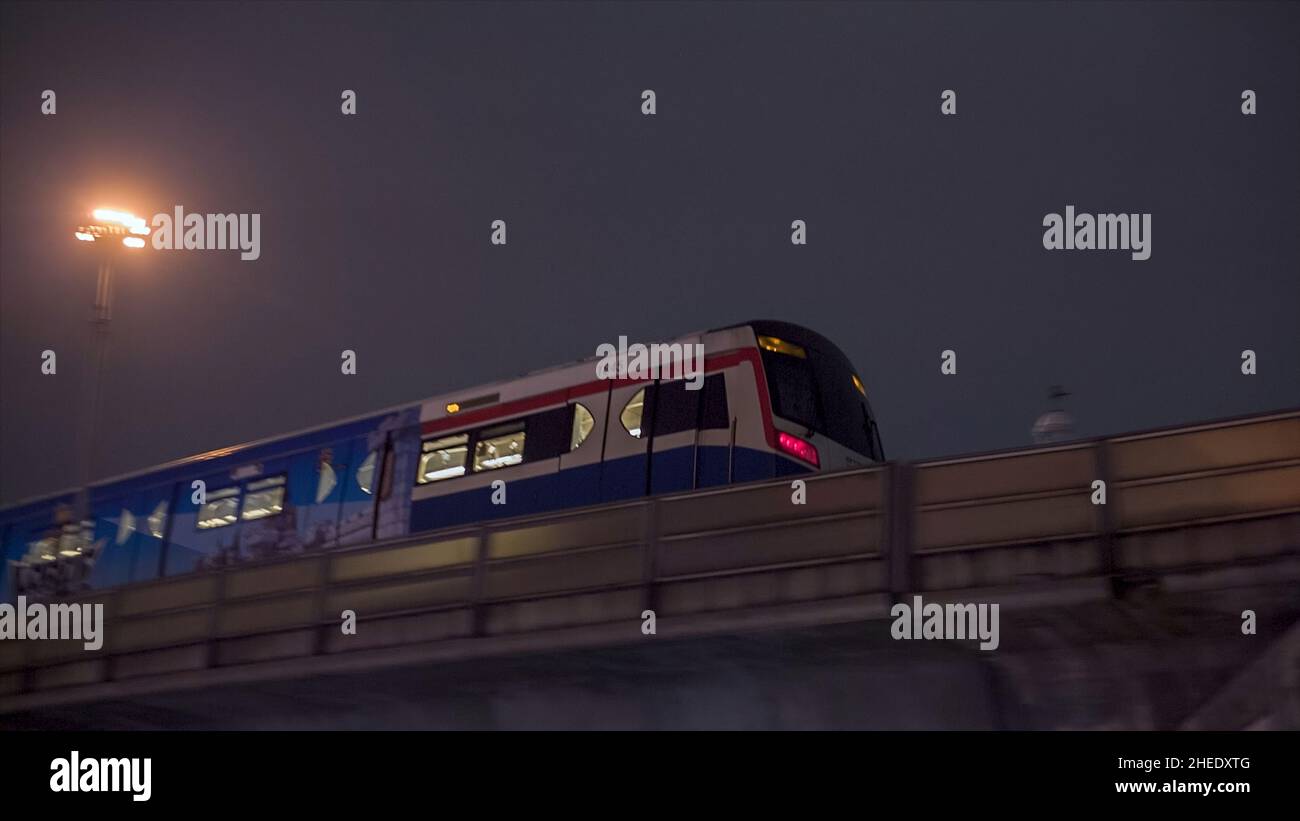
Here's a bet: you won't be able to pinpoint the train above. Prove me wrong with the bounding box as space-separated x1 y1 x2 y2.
0 320 883 602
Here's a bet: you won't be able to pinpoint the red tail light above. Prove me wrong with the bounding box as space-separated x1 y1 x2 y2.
777 431 819 468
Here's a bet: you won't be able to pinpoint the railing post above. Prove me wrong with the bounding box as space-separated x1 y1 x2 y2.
311 553 331 655
1093 441 1120 597
1283 629 1300 730
103 587 120 683
641 499 659 614
470 528 489 637
886 462 915 602
206 564 229 669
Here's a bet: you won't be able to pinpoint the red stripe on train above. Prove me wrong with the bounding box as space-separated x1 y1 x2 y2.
419 348 777 448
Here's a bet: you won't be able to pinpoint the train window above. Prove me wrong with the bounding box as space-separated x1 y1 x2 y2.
571 403 595 450
621 388 646 438
473 424 525 472
197 486 241 529
242 476 286 521
811 357 876 459
651 380 701 437
419 435 469 483
701 373 729 429
522 406 571 461
356 450 377 493
763 353 820 431
148 500 168 538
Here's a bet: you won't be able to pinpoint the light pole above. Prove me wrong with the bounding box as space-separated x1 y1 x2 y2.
72 208 150 521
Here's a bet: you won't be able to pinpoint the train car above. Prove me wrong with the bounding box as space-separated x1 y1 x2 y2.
0 320 883 602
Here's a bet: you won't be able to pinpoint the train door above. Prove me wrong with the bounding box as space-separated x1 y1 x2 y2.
131 485 171 583
329 429 403 546
332 435 379 546
296 440 352 551
373 422 421 542
557 386 607 508
599 381 654 502
644 373 734 493
647 379 699 494
89 484 168 589
89 489 139 589
693 372 734 488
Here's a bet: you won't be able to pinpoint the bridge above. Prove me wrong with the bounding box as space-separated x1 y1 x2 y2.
2 409 1298 729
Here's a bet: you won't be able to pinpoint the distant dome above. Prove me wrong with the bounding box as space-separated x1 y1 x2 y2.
1032 410 1075 444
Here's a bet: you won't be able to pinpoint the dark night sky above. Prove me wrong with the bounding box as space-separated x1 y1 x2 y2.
2 1 1297 505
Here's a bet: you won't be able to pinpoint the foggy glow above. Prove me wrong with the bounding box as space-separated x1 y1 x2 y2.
78 207 152 245
92 208 148 231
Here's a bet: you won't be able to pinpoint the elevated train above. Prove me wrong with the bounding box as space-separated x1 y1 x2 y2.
0 320 883 601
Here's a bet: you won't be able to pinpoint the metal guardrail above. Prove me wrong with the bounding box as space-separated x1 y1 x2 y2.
2 410 1299 701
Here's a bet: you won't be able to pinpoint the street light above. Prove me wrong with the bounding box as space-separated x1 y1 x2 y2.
75 208 151 250
71 208 151 521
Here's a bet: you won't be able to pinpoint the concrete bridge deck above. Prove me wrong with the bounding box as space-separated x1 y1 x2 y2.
3 408 1298 729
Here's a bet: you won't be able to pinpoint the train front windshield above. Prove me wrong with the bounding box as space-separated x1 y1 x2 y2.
756 330 884 462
